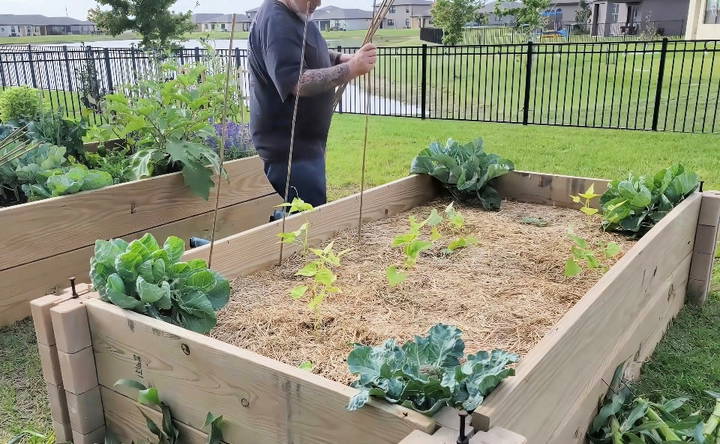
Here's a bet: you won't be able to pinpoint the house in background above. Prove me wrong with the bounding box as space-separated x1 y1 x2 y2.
686 0 720 38
0 15 96 37
313 6 373 31
477 1 583 29
246 8 260 22
192 13 252 32
384 0 434 29
589 0 689 36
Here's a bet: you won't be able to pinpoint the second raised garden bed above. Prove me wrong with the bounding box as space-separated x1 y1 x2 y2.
32 171 720 443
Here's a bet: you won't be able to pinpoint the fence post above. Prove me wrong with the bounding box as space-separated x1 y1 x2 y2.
27 44 38 88
62 46 73 93
130 46 138 82
234 47 241 69
421 44 427 120
0 51 6 87
337 45 343 113
194 47 201 63
522 41 534 125
651 38 669 132
103 48 113 93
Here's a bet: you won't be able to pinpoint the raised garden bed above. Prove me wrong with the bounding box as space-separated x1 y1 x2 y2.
32 172 720 444
1 155 278 326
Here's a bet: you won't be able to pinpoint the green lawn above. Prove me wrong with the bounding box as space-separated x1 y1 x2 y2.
1 117 719 441
327 114 720 199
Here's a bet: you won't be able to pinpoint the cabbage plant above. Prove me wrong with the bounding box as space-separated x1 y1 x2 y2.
410 138 514 211
346 324 518 415
90 233 230 333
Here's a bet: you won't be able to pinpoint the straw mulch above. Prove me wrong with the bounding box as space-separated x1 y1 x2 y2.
211 199 634 385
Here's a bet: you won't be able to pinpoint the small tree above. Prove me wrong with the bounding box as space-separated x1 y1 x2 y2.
495 0 551 31
575 0 592 24
88 0 194 51
431 0 480 45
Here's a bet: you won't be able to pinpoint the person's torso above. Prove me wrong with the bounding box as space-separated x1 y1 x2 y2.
248 0 334 162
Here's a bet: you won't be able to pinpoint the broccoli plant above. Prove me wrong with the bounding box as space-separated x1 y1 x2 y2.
564 231 621 278
347 324 518 415
90 233 230 333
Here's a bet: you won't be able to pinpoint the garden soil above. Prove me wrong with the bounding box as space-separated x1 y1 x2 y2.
212 199 634 385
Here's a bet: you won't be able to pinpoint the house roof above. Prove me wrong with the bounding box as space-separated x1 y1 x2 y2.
0 14 93 26
313 6 373 20
192 13 250 24
478 1 523 13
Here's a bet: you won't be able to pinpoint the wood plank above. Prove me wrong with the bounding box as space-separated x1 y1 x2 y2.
184 174 440 279
0 156 273 270
85 298 436 444
550 254 692 442
101 387 210 444
0 194 279 327
496 171 609 209
473 193 702 443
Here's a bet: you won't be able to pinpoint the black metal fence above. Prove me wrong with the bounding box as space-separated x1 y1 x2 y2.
1 40 719 133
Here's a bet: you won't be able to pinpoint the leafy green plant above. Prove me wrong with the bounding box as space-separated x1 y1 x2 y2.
90 60 234 200
588 364 720 443
346 324 518 415
291 241 349 311
571 184 602 217
84 148 132 184
26 110 87 160
564 231 621 278
520 216 549 227
8 430 55 444
0 86 43 123
277 198 315 253
22 164 113 201
114 379 224 444
387 203 477 286
410 138 514 211
601 165 700 235
90 233 230 333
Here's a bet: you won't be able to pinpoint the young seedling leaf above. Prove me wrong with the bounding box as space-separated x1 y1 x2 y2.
447 236 478 252
314 268 337 286
308 293 325 310
386 266 408 286
290 285 309 299
564 259 583 277
296 262 319 277
430 227 442 241
425 209 443 227
392 232 417 246
580 207 599 216
605 242 622 258
299 361 314 371
570 195 582 203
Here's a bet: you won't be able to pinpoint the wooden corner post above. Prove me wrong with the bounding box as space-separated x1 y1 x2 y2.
687 192 720 305
50 297 106 444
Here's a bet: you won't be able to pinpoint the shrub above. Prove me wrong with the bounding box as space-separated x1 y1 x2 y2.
0 86 43 123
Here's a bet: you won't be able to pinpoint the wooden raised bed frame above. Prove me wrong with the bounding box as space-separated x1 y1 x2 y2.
1 156 279 326
33 172 720 444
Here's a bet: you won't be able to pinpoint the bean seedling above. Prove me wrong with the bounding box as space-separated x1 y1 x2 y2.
291 241 349 310
564 231 622 277
571 184 602 217
277 197 314 254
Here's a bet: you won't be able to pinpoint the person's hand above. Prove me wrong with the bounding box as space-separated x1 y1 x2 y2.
348 44 377 78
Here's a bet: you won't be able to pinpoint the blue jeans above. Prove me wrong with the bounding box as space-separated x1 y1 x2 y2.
263 157 327 208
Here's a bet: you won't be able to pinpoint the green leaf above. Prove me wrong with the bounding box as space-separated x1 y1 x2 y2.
567 232 588 249
405 240 433 260
386 266 408 286
186 270 217 292
296 262 319 277
314 268 336 286
564 259 582 277
136 276 171 306
114 379 160 405
114 379 147 391
163 236 185 263
204 412 224 444
290 285 309 299
447 236 478 252
299 361 314 371
580 207 599 216
430 227 442 242
605 242 622 258
425 209 443 227
392 232 417 246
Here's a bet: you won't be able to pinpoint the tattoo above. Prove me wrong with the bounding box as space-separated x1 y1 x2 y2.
294 64 350 97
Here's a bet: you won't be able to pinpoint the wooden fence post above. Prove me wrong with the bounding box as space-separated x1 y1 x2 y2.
31 290 76 442
51 298 105 443
687 192 720 305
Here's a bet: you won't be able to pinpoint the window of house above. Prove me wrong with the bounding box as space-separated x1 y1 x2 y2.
389 6 395 13
608 3 620 23
405 18 410 27
406 7 410 13
388 18 395 25
706 0 720 24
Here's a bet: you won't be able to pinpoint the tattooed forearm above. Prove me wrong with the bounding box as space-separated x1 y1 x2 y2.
293 64 350 97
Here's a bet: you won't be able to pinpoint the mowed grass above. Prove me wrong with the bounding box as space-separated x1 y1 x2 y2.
326 114 720 199
0 319 52 442
634 254 720 412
